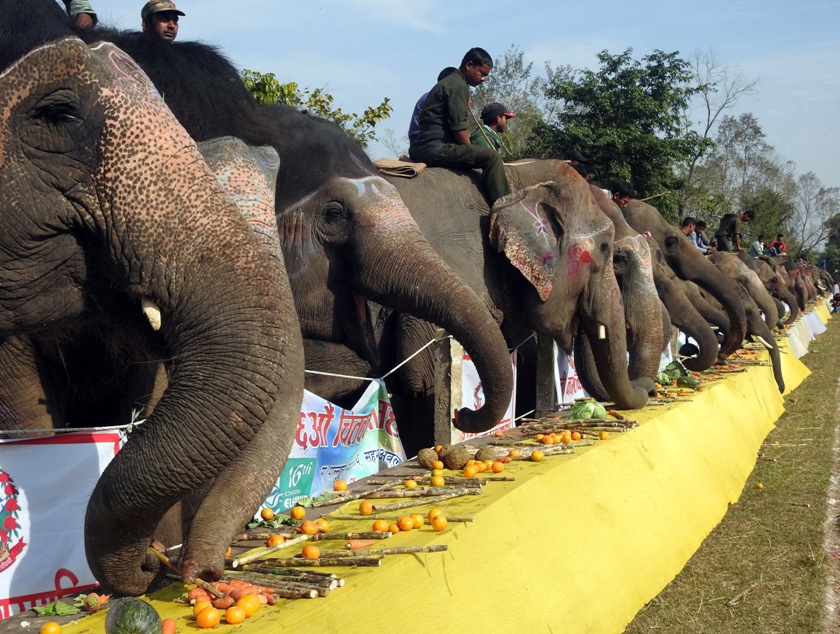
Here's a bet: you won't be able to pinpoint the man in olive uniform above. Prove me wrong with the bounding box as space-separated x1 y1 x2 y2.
470 102 516 152
409 48 510 205
62 0 97 28
714 209 755 252
141 0 185 42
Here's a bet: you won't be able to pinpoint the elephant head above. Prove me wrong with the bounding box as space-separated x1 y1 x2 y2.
260 105 513 434
489 178 652 410
622 200 747 361
710 252 780 329
0 3 302 596
738 254 799 325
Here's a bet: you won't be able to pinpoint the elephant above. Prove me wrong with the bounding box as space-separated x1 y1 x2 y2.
0 1 304 597
621 199 748 363
384 162 654 430
710 252 780 330
74 28 515 438
736 253 800 325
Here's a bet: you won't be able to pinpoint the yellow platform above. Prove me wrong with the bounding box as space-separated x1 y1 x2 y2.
58 330 816 633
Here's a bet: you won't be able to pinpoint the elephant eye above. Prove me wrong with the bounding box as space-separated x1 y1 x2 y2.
664 236 679 250
33 90 83 126
319 201 352 242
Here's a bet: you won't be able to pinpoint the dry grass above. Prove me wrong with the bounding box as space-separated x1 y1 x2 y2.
626 315 840 634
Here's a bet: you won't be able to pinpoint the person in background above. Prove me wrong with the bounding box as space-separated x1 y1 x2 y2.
141 0 185 42
563 149 590 178
714 209 755 252
680 217 703 252
610 182 635 209
694 220 714 254
62 0 97 28
768 233 787 256
469 102 516 152
408 67 457 145
748 234 766 257
409 47 510 205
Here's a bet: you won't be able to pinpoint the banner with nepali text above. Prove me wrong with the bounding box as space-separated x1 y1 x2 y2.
451 352 517 444
0 432 121 618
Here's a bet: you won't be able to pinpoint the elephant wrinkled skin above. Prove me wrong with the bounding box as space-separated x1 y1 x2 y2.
0 3 303 596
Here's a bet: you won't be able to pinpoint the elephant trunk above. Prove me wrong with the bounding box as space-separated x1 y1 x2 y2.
353 218 513 434
657 278 719 372
576 258 653 410
84 149 303 595
776 286 799 324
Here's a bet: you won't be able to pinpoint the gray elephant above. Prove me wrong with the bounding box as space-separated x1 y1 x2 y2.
710 252 780 330
385 163 654 424
622 200 748 362
0 1 303 597
737 253 800 325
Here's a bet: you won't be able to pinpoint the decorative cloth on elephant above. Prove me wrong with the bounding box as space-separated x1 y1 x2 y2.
374 157 427 178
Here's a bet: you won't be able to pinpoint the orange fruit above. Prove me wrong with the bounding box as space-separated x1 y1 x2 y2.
266 534 284 547
561 435 572 444
491 461 504 473
428 507 444 522
430 475 445 487
599 431 609 440
193 600 212 617
509 449 521 457
290 506 306 520
410 513 425 529
39 624 61 634
540 435 554 445
315 518 330 533
301 544 321 559
404 479 418 489
225 606 246 624
225 546 232 559
530 449 545 462
463 464 479 478
434 445 443 453
196 606 221 629
430 514 448 531
397 515 415 531
235 593 261 618
333 479 348 491
430 469 444 477
359 500 375 516
535 433 544 441
372 519 389 532
299 520 319 535
571 431 582 441
388 523 401 534
260 507 275 521
432 460 445 471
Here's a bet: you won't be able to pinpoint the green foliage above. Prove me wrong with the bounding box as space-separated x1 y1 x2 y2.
241 69 392 148
538 48 709 216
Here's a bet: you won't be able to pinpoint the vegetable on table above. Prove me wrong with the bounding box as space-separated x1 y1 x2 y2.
104 597 163 634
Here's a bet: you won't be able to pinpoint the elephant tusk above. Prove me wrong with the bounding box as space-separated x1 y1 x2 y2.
755 335 773 350
597 324 606 340
141 298 163 331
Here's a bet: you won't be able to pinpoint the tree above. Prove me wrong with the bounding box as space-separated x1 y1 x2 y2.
790 172 840 256
538 48 707 218
470 45 555 159
241 69 392 149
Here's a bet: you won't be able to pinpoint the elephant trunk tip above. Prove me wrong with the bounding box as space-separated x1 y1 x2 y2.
452 407 502 435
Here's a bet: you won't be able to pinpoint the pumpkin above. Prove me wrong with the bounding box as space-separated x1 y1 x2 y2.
104 598 163 634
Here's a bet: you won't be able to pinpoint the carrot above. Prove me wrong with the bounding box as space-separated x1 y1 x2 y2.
255 586 277 595
80 592 110 612
214 582 234 595
211 596 235 610
264 593 277 606
257 594 268 604
187 587 210 601
229 588 259 602
226 579 251 589
346 540 376 551
162 619 177 634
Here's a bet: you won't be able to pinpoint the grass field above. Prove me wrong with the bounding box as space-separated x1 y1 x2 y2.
626 315 840 633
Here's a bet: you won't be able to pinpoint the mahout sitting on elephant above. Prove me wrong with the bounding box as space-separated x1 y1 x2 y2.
0 0 304 595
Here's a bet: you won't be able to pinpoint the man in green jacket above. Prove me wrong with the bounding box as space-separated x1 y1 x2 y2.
470 102 516 152
409 48 510 205
714 209 755 252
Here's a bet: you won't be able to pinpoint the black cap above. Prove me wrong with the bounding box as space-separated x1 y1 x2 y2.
480 102 517 123
563 149 589 163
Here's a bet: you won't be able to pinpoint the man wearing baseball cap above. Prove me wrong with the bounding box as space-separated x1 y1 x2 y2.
470 102 516 152
141 1 185 42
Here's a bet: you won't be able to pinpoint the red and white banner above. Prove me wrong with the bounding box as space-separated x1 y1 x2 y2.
0 432 121 618
451 352 517 444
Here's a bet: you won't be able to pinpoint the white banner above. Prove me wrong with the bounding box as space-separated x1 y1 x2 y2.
554 344 590 405
0 432 121 618
452 352 517 444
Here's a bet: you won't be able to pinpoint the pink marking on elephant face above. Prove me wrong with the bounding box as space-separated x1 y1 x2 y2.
567 241 594 276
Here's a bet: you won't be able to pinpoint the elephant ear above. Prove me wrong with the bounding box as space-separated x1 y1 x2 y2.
489 181 562 302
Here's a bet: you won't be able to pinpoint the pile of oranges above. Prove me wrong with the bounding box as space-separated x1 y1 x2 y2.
188 580 271 629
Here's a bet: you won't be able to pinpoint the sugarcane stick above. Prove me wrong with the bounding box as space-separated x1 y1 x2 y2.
320 545 449 557
310 481 396 508
327 514 474 523
147 548 225 598
232 534 311 568
231 571 337 594
368 489 480 513
247 556 383 567
234 564 341 582
360 486 480 499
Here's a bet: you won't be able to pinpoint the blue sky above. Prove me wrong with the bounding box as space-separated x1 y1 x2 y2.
93 0 840 190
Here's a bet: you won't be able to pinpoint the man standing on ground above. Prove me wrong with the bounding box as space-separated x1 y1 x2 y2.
409 48 510 205
470 102 516 152
141 0 185 42
714 209 755 252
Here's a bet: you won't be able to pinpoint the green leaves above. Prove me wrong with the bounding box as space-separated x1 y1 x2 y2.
241 69 392 148
32 600 80 617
